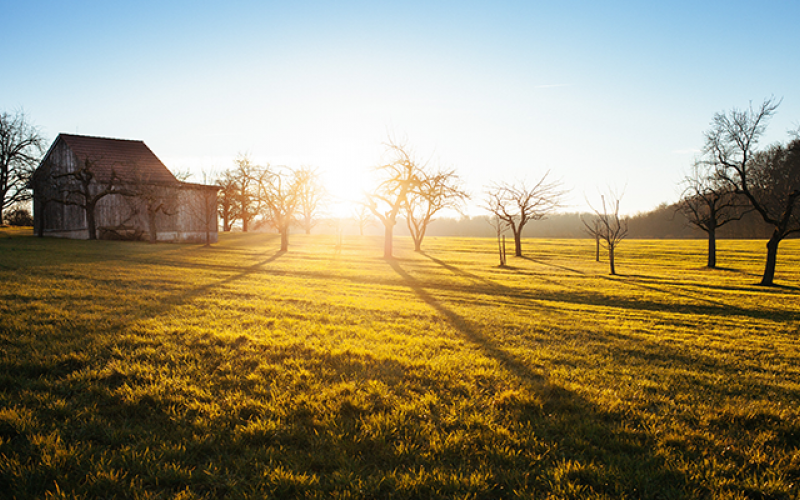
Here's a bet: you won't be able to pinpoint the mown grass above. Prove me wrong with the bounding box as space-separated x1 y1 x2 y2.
1 227 799 499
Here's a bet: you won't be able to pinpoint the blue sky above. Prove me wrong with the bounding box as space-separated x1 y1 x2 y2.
3 1 798 216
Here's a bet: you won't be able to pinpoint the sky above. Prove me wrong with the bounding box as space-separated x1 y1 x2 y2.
3 0 799 217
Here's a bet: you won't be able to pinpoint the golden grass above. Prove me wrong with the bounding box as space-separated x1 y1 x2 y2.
1 228 799 499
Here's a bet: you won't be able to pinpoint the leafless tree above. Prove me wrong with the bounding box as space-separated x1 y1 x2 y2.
483 171 566 257
582 191 628 275
487 215 509 266
0 110 45 223
353 204 375 236
583 217 602 262
215 168 240 232
232 154 268 232
52 158 136 240
182 182 219 246
366 139 420 258
678 160 750 268
126 168 181 243
405 167 468 251
294 166 327 235
259 166 301 252
705 97 800 285
140 183 178 243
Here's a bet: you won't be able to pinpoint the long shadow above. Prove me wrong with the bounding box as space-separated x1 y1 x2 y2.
588 329 800 402
419 252 513 292
518 256 800 322
385 258 690 498
388 259 545 384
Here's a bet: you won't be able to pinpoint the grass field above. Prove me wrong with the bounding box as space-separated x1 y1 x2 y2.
1 227 799 499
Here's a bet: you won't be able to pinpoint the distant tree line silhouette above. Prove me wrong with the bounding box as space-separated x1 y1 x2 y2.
317 206 775 240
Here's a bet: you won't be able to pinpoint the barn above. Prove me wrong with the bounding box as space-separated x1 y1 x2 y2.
33 134 219 243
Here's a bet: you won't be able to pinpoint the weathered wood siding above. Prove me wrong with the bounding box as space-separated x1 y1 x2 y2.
34 137 219 243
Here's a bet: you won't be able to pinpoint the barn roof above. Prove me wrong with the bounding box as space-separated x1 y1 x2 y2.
56 134 180 185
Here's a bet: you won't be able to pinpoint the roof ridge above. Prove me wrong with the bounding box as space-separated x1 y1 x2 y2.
58 133 145 143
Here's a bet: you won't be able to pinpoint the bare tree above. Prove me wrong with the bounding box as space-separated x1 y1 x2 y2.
232 154 267 232
705 98 800 285
189 183 219 246
366 139 420 258
52 158 135 240
259 166 301 252
582 192 628 275
126 168 182 243
139 183 179 243
294 166 327 235
405 167 468 251
583 217 602 262
678 160 750 268
0 110 45 223
484 171 566 257
353 204 375 236
215 168 240 232
487 215 509 266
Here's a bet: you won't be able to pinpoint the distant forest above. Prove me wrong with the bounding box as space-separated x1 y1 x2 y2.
317 203 777 239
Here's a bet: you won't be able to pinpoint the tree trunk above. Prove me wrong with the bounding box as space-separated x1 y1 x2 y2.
147 210 158 243
608 245 616 275
707 225 717 268
242 215 249 232
384 223 394 258
513 229 522 257
497 234 504 266
595 235 600 262
86 205 97 240
280 225 289 252
760 232 781 286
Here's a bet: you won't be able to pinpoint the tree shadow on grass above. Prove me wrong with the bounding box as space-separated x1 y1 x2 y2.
517 256 800 322
385 258 692 499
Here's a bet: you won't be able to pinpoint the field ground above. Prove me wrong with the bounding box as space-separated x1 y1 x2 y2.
1 228 799 499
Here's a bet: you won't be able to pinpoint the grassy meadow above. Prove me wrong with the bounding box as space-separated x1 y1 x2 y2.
1 227 799 499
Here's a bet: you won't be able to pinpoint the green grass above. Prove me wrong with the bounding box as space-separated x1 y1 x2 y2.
1 228 799 499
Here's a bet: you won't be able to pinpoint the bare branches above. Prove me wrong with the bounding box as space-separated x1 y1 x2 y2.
259 166 302 252
678 160 751 268
294 166 327 235
0 110 45 222
583 190 628 275
705 97 780 194
703 97 800 285
51 158 138 240
366 138 421 258
483 171 566 257
233 154 269 232
353 204 375 236
214 169 241 232
405 167 469 251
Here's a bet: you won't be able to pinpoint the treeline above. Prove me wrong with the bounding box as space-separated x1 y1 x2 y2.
313 203 775 239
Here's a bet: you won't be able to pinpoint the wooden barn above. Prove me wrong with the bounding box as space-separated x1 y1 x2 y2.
33 134 219 243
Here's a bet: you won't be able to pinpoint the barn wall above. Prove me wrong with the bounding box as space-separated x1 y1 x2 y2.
34 138 219 243
35 140 88 237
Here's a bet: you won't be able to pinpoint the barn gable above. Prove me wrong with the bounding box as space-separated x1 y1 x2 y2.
56 134 180 185
33 134 218 243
